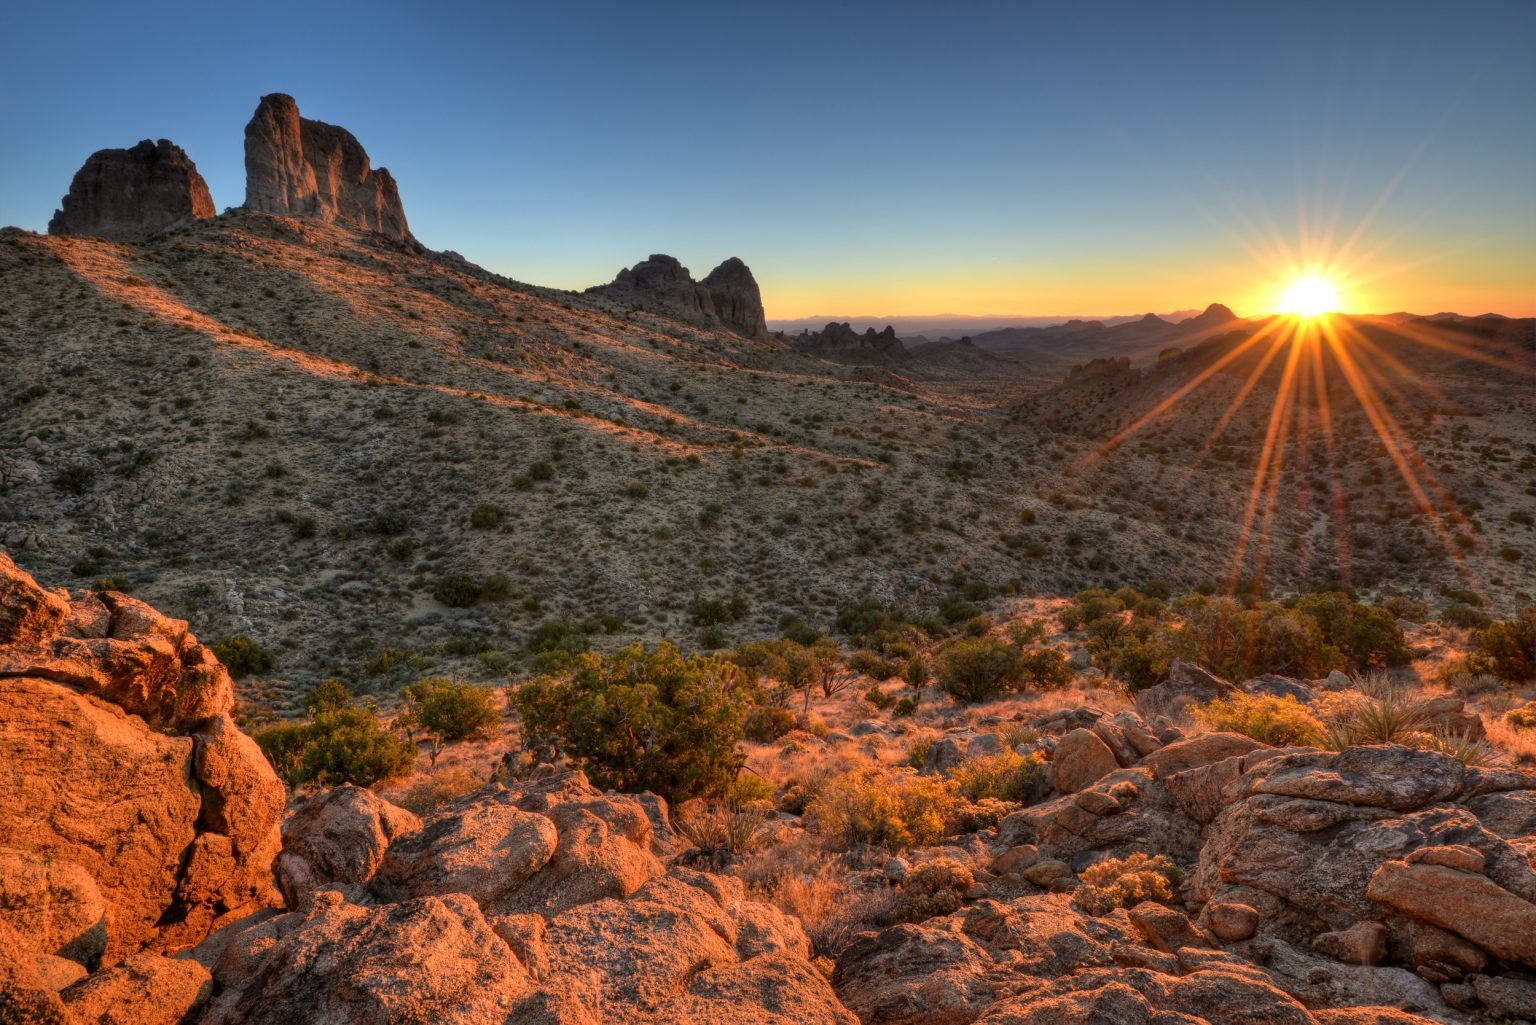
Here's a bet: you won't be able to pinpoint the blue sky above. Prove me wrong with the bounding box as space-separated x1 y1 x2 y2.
3 1 1532 315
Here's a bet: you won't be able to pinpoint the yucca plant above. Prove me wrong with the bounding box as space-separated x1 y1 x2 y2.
1420 729 1500 767
1322 691 1433 750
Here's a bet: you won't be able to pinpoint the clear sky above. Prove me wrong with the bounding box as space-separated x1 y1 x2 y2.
3 1 1532 317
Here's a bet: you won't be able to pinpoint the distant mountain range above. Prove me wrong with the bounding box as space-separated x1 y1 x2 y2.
764 311 1203 338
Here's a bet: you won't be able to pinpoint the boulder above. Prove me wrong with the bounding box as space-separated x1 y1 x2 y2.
1135 661 1238 723
202 892 531 1025
274 785 421 908
58 952 212 1025
373 797 558 908
1366 859 1536 968
47 139 215 241
244 93 411 241
0 556 282 960
1052 728 1119 793
1143 732 1268 779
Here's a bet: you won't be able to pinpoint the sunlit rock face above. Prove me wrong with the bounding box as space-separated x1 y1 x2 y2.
48 139 215 241
243 93 411 241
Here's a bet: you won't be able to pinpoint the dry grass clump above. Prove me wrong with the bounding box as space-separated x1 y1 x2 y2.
390 767 484 816
1505 701 1536 731
804 765 958 851
737 838 894 957
1072 853 1182 915
1485 716 1536 764
893 857 974 923
1194 693 1323 747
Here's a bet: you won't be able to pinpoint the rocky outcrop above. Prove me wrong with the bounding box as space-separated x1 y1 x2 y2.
0 553 283 964
787 323 909 364
47 139 215 241
589 253 770 340
701 256 769 340
1193 746 1536 984
199 769 852 1024
243 93 411 241
833 893 1443 1025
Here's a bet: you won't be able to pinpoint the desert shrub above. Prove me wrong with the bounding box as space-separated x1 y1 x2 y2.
1087 616 1174 691
745 705 797 742
1059 588 1125 631
526 619 591 658
865 684 896 710
893 857 975 923
251 722 309 782
1420 730 1499 767
54 463 97 495
739 842 895 958
1194 693 1323 747
1171 596 1343 681
848 650 902 680
513 642 752 801
1471 608 1536 683
690 591 750 626
893 696 918 717
469 503 504 529
1504 702 1536 731
303 678 352 714
404 677 501 746
1073 853 1182 915
433 573 483 608
806 766 958 851
213 634 275 678
393 767 483 816
901 654 930 689
950 750 1047 803
1015 647 1073 688
1441 603 1492 629
1295 592 1410 669
256 700 416 788
936 636 1018 701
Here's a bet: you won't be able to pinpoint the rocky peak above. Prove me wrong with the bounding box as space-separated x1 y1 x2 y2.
701 257 769 340
592 253 768 341
48 139 215 242
244 93 411 241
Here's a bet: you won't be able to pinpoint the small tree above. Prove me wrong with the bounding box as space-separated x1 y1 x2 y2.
512 642 752 801
402 677 501 764
936 636 1019 701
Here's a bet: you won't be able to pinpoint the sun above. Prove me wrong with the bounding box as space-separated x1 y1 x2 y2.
1278 275 1341 318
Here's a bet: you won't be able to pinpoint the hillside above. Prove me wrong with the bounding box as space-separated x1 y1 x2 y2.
3 214 1532 705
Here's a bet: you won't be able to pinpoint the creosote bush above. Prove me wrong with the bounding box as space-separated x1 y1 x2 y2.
1072 853 1182 915
1194 693 1323 747
213 634 276 679
805 766 958 851
513 642 752 802
254 680 415 787
402 677 501 756
950 750 1048 804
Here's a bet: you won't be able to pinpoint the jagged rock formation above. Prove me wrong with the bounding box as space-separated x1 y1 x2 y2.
785 322 909 364
0 553 283 971
243 93 411 241
701 256 769 340
590 253 769 340
47 139 215 241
